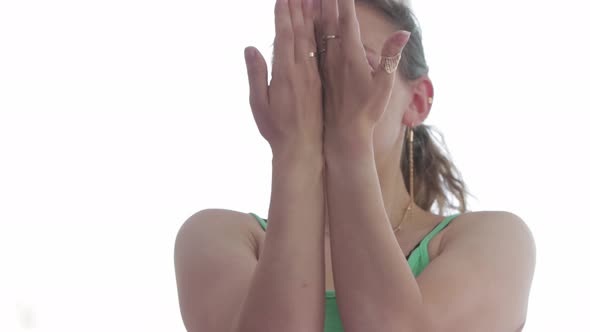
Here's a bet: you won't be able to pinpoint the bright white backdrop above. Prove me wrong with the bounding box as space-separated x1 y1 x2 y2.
1 0 588 331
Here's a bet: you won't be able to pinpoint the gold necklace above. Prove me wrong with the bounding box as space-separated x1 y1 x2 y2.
393 200 413 233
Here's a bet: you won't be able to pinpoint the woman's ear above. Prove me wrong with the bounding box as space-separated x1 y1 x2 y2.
402 75 434 127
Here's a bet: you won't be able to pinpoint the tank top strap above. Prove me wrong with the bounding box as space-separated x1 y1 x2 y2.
407 213 462 277
249 212 268 231
421 213 461 245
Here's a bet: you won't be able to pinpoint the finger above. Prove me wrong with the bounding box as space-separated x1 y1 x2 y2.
321 0 338 36
373 31 411 97
309 0 321 22
320 0 340 72
289 0 307 63
274 0 294 67
337 0 362 45
302 0 320 68
244 46 269 114
302 0 318 50
313 13 326 81
312 0 324 57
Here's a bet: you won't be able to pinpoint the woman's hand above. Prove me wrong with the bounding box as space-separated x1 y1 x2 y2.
244 0 323 159
319 0 411 147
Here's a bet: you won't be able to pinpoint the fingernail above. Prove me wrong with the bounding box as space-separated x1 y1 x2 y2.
396 31 412 47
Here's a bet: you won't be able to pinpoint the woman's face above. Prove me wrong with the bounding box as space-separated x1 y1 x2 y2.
311 1 431 164
356 2 412 163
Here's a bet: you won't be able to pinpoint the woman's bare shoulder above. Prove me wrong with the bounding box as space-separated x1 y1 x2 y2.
444 210 532 229
441 210 535 251
183 208 264 258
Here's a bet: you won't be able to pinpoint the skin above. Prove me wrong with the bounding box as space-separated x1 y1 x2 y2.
319 1 448 292
245 0 536 330
316 1 535 331
320 1 440 240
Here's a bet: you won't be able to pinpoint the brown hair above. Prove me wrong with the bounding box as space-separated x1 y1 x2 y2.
361 0 473 215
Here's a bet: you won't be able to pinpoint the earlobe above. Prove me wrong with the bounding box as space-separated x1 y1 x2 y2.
401 108 419 128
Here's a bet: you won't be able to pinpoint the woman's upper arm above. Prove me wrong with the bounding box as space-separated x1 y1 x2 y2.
415 211 536 332
174 209 260 332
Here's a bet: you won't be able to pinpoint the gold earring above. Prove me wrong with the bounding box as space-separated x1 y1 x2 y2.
394 124 415 233
428 97 433 104
408 124 414 224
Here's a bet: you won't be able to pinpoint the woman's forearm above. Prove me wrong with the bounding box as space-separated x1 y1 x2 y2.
323 135 423 332
234 149 326 332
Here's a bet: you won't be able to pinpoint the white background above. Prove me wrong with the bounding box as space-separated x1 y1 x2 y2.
1 0 589 331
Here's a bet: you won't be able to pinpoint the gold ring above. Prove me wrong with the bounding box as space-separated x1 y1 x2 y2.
322 35 339 41
308 51 317 58
380 52 402 74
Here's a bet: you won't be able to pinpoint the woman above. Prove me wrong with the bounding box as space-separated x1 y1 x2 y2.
174 0 536 331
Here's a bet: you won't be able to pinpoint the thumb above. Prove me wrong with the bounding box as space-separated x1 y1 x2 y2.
244 46 269 114
373 30 411 96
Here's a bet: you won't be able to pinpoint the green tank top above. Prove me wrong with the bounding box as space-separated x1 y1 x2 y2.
248 212 461 332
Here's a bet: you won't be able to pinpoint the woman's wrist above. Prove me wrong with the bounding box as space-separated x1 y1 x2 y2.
324 127 374 163
272 144 324 170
